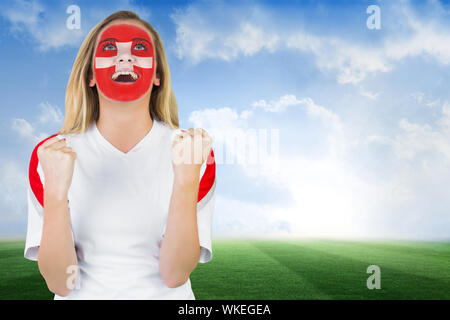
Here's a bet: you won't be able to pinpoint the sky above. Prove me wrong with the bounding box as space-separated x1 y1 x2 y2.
1 0 450 240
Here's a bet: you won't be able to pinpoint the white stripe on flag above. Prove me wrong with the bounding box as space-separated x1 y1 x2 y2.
95 56 153 69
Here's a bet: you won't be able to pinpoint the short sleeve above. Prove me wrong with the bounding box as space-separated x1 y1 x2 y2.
24 134 62 261
196 149 216 263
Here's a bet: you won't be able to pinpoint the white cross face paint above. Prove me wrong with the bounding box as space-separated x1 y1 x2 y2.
93 24 156 102
95 42 153 70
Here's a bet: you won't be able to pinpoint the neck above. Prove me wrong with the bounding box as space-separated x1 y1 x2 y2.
96 93 153 153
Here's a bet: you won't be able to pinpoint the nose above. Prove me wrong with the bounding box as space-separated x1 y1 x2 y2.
119 57 132 63
115 52 135 68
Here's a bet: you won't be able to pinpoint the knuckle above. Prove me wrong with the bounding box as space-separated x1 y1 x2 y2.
55 149 64 156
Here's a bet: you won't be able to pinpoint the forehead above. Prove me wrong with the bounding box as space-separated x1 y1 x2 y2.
97 22 152 43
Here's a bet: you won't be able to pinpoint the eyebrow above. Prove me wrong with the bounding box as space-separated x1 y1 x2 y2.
99 38 117 44
98 37 151 45
132 38 152 45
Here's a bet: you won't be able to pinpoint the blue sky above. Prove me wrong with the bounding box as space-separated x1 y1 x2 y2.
1 0 450 240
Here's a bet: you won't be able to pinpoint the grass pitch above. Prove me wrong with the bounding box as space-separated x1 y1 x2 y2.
0 239 449 299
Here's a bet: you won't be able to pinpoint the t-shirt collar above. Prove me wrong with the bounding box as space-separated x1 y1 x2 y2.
90 119 160 156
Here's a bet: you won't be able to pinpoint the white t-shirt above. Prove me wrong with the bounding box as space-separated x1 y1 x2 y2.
24 118 216 300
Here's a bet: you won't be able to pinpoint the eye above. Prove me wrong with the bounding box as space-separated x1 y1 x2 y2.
133 43 147 51
103 43 116 51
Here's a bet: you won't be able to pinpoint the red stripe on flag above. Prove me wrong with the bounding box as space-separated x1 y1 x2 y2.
198 149 216 202
28 134 58 207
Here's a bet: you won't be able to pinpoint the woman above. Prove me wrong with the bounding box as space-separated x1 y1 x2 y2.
24 10 216 300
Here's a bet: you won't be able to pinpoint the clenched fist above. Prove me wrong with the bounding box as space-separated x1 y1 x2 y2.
37 136 77 201
172 128 212 187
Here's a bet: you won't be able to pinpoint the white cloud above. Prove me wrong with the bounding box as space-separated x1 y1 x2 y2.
252 94 303 112
172 0 450 85
213 194 292 238
189 106 262 167
411 92 441 108
11 118 47 144
383 5 450 66
191 93 450 239
1 0 151 51
189 95 359 238
2 0 44 31
38 102 63 123
251 94 342 133
189 106 249 130
286 2 450 84
360 90 380 100
301 97 343 132
0 160 28 219
370 103 450 163
11 101 63 144
2 0 84 51
171 2 280 63
11 118 34 139
189 94 344 169
171 1 391 83
286 32 391 84
251 95 345 158
224 22 279 57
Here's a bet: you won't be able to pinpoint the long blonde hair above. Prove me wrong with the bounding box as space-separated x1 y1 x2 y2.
59 10 179 134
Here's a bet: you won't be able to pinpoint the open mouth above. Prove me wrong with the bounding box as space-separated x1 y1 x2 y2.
111 71 139 83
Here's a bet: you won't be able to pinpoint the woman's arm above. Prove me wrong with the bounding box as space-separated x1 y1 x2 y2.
159 128 212 288
38 192 78 297
36 136 78 297
159 176 201 288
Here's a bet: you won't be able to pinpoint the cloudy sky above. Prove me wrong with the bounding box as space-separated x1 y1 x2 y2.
1 0 449 240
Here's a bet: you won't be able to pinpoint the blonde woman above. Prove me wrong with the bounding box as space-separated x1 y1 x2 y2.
24 10 216 300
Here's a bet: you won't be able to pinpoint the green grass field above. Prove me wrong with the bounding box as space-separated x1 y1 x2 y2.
0 239 449 299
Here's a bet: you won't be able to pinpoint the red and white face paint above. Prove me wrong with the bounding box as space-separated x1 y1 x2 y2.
94 23 155 102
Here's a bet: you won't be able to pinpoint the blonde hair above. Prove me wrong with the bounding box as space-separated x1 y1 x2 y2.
59 10 179 134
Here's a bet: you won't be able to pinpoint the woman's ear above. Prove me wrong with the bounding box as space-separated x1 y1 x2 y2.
88 71 96 87
154 72 160 86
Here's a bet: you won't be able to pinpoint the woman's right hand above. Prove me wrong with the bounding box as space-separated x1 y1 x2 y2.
37 136 77 201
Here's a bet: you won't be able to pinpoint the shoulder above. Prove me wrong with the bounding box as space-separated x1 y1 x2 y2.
155 119 177 138
155 119 182 150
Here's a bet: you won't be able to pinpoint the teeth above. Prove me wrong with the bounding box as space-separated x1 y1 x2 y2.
111 71 138 80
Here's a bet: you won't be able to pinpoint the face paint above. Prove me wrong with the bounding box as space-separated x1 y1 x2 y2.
94 24 155 102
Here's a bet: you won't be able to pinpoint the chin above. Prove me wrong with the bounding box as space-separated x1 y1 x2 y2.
97 86 153 104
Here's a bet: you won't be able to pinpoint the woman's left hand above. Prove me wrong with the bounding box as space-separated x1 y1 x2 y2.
172 128 212 188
